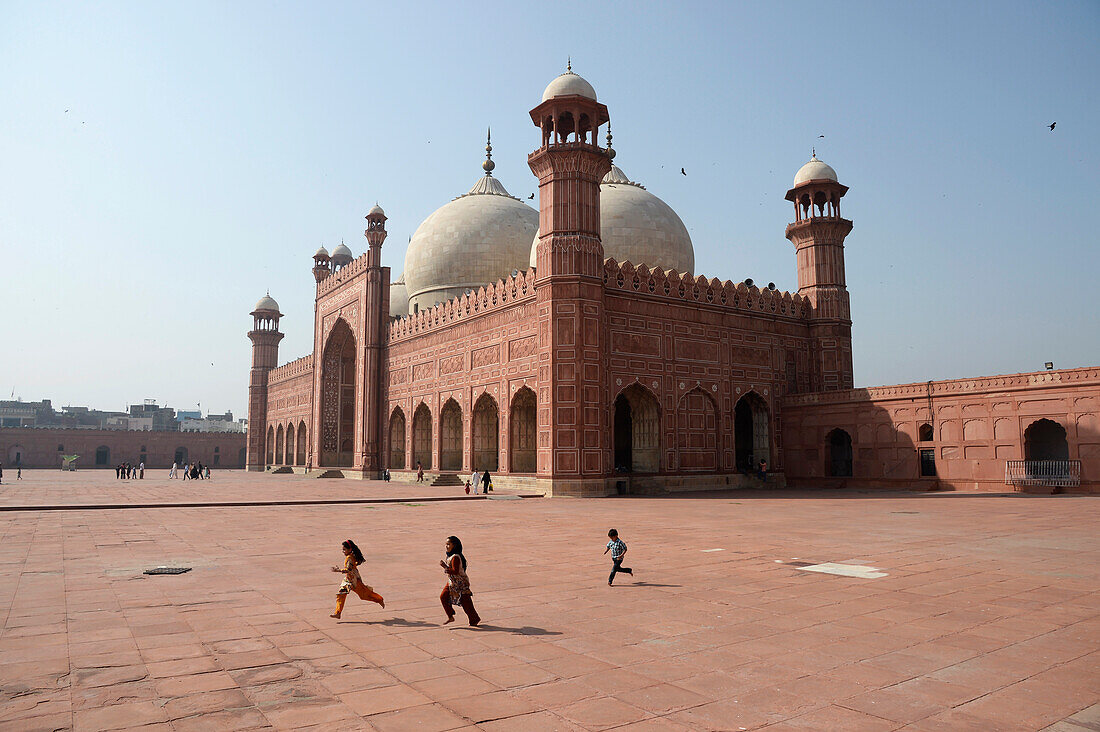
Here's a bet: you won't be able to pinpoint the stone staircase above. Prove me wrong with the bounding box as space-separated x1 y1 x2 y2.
430 472 464 487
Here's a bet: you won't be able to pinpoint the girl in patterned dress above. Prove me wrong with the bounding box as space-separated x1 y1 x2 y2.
440 536 480 626
330 539 385 619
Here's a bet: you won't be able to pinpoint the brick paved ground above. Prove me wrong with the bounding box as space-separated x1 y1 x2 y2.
1 470 1097 731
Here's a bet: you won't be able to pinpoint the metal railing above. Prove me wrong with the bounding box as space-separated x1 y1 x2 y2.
1005 460 1081 488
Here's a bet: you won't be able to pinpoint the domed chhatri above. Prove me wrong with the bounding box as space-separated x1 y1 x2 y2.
541 60 597 102
388 273 408 319
793 152 838 186
331 241 353 265
253 293 280 314
368 203 385 217
404 140 537 313
313 245 330 260
529 162 694 274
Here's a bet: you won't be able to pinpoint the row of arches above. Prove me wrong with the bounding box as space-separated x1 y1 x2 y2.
266 421 309 466
389 389 536 473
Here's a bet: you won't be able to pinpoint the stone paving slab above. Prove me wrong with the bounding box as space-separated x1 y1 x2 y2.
0 471 1097 730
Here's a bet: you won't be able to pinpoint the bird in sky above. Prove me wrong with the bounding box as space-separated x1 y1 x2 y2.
1049 122 1056 131
680 167 686 175
818 134 825 138
528 193 534 199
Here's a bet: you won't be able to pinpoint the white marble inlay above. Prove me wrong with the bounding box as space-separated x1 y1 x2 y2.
798 562 887 579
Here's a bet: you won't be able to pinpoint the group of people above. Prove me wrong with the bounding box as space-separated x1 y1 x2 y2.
329 528 634 625
169 462 210 480
115 462 144 479
465 469 492 494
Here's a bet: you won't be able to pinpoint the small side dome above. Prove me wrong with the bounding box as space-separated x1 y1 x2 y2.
542 70 597 101
331 242 353 265
368 203 385 216
389 274 408 318
253 294 280 313
313 245 330 259
793 154 838 186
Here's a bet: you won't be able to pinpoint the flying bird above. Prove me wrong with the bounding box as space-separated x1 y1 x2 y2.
818 134 825 138
64 109 69 113
528 193 534 199
680 167 686 176
1049 122 1056 131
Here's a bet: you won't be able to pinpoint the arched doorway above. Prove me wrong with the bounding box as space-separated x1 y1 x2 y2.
510 388 537 473
734 392 770 473
266 427 274 464
175 447 189 466
389 408 406 469
677 388 719 471
285 424 295 465
412 403 432 470
1024 419 1069 461
472 394 499 471
613 384 660 472
8 445 25 466
321 319 357 467
826 429 853 477
440 399 463 471
275 425 285 465
95 445 110 466
296 421 307 465
238 447 246 467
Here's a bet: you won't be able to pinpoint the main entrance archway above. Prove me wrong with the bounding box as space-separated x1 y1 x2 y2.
827 428 853 477
321 319 357 467
613 384 660 473
509 387 537 473
734 392 770 473
1024 419 1069 461
472 394 499 472
440 399 463 471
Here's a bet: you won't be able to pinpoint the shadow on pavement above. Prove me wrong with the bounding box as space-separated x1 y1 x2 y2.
460 624 562 636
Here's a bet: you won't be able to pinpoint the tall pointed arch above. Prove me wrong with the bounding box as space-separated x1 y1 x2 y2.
734 391 770 474
613 384 660 473
440 398 463 471
509 387 537 473
389 407 407 469
472 393 499 471
321 319 357 467
412 403 432 471
676 387 718 472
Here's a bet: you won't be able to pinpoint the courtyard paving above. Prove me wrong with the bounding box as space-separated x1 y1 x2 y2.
1 470 1097 731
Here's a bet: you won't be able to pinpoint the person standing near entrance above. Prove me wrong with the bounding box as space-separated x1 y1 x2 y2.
139 461 145 479
470 470 480 494
604 529 633 586
416 460 424 483
170 462 177 479
0 461 4 484
17 465 22 480
481 470 492 493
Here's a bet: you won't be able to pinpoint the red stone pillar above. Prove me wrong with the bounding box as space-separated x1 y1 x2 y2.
246 302 283 471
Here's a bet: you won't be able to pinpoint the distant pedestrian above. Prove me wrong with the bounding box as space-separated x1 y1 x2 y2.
440 536 480 626
0 461 4 484
464 480 471 495
182 463 190 481
139 461 145 479
416 460 424 483
604 529 633 586
481 470 492 493
471 470 480 494
204 465 210 480
116 464 122 480
170 462 177 479
17 466 22 480
757 459 767 481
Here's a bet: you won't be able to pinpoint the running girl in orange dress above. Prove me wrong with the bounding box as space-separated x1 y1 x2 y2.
330 539 385 619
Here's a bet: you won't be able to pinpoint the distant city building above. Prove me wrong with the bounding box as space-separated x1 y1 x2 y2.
180 417 246 433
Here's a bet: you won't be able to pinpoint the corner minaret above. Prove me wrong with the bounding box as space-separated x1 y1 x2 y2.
246 294 284 471
360 203 390 477
785 152 854 390
313 246 331 283
528 64 613 495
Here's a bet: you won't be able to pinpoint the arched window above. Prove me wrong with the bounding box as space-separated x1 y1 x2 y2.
472 394 499 472
826 429 853 477
509 388 537 473
1024 419 1069 461
918 423 934 442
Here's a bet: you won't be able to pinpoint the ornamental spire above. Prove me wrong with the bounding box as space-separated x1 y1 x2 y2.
482 127 495 175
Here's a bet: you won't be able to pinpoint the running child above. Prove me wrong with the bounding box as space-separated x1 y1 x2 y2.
604 529 633 586
330 539 385 619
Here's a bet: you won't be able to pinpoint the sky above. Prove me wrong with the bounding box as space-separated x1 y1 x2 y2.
1 1 1098 417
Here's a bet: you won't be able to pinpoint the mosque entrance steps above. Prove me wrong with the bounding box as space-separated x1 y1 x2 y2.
431 473 464 487
315 469 347 479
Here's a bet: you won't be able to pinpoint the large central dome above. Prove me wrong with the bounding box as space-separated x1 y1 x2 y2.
529 162 694 274
404 167 537 314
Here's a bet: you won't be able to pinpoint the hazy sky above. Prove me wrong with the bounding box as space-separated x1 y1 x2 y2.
2 2 1097 417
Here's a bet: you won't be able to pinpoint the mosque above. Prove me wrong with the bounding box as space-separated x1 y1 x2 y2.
246 68 1099 495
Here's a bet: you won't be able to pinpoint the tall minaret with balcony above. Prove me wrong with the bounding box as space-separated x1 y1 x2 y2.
360 204 390 477
246 294 284 470
784 152 854 390
528 64 613 495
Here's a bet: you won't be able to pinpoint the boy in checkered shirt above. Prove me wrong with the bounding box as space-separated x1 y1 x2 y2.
603 529 633 586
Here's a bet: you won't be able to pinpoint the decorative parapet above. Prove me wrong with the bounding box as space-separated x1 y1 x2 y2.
269 355 314 384
389 269 537 343
317 251 372 297
602 259 808 320
783 367 1100 406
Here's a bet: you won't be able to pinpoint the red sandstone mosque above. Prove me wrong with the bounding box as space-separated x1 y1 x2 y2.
247 68 1099 494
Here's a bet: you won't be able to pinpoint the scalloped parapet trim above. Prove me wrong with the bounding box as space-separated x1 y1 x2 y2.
783 366 1100 405
317 251 372 297
602 258 809 319
389 268 537 343
269 354 314 384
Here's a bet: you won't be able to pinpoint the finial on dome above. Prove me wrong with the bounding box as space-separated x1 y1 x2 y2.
811 147 817 159
567 57 572 73
606 122 615 161
482 126 495 175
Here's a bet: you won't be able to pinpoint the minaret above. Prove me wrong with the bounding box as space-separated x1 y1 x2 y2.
784 152 854 390
361 203 390 477
247 294 284 471
313 246 331 283
528 64 613 495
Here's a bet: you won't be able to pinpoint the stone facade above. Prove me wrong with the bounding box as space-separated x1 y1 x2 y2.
0 427 245 469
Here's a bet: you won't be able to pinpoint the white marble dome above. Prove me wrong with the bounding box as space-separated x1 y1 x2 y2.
529 163 694 274
331 242 353 265
793 154 838 186
389 274 408 318
404 173 538 312
253 294 280 313
542 71 597 102
313 245 329 260
368 203 385 216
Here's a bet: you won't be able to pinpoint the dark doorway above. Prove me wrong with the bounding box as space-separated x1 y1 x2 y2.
175 447 188 466
734 392 769 474
1024 419 1069 461
95 445 110 466
614 395 632 471
238 447 246 467
826 429 853 477
919 448 936 477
